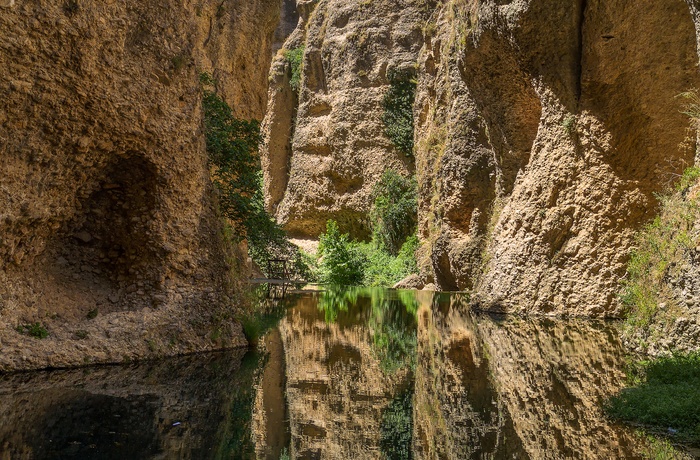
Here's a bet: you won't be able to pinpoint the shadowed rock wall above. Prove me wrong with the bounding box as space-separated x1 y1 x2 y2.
0 0 281 370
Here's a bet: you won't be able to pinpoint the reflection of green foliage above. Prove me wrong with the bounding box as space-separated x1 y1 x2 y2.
318 287 417 373
380 385 414 460
214 351 265 459
606 352 700 444
239 286 290 344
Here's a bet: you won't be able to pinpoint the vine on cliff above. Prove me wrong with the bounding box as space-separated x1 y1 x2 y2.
382 68 416 156
200 73 310 278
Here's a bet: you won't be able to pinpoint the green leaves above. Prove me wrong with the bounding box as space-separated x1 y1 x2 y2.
284 46 305 93
382 68 416 156
318 220 367 286
370 170 418 255
201 73 306 274
201 79 262 228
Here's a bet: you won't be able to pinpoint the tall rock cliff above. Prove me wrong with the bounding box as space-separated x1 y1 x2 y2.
0 0 281 370
417 0 700 315
262 0 700 316
261 0 431 238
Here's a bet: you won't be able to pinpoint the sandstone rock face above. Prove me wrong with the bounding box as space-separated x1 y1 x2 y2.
261 0 431 238
0 0 281 370
416 0 700 315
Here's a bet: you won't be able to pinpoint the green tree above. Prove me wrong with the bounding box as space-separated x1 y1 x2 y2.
382 68 416 156
317 220 367 286
201 73 307 275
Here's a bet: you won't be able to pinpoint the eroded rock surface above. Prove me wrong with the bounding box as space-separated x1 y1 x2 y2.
261 0 431 238
416 0 700 315
0 0 281 370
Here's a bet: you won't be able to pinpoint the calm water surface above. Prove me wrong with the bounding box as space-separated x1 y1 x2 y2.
0 287 666 459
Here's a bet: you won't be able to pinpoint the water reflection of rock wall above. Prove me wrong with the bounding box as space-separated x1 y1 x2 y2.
414 294 642 460
0 351 257 460
277 294 408 459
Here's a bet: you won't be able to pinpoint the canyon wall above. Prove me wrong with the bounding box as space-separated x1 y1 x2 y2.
417 0 700 316
0 0 281 371
261 0 432 238
263 0 700 316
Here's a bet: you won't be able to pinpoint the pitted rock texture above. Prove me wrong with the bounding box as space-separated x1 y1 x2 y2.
416 0 700 315
0 0 280 370
261 0 431 238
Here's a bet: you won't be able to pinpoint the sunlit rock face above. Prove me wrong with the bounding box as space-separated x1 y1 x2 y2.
260 0 431 238
416 0 700 316
413 294 643 459
0 351 258 459
276 290 415 459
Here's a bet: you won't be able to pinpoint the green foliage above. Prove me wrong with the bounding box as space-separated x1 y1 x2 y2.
279 448 290 460
201 73 263 230
677 89 700 131
316 220 418 288
380 386 414 459
621 167 700 341
370 171 418 255
317 220 367 286
284 46 305 93
201 73 310 276
86 308 98 319
358 236 419 287
314 170 419 287
675 166 700 192
16 323 49 339
382 68 416 156
606 352 700 445
637 433 691 460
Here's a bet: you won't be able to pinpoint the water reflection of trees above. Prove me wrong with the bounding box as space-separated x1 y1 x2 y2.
318 286 418 373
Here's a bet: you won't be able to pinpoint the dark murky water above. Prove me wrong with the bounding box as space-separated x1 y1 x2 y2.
0 287 669 459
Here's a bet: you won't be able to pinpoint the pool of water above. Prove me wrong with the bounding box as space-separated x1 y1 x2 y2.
0 287 673 459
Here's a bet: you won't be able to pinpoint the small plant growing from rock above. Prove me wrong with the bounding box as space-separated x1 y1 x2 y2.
75 330 89 340
16 323 49 339
284 46 305 93
86 308 98 319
